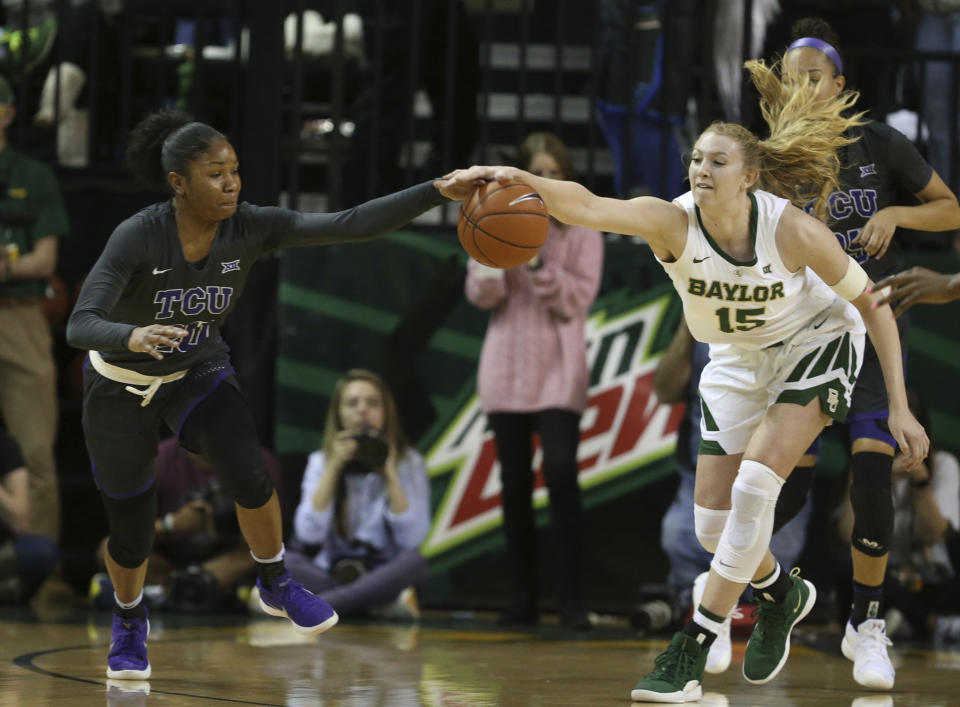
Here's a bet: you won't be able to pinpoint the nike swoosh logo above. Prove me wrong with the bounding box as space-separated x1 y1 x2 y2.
152 267 172 275
507 193 544 207
812 316 829 329
693 256 711 263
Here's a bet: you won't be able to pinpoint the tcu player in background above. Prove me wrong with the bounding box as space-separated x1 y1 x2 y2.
67 109 471 680
770 17 960 691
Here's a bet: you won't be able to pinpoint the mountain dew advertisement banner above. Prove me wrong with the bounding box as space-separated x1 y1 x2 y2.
422 291 686 560
277 230 960 605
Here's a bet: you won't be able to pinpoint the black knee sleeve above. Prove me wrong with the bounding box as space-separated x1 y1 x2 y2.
773 466 813 533
179 383 275 509
101 488 157 569
199 442 274 510
849 451 894 557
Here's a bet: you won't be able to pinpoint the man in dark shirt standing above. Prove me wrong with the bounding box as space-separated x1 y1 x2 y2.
0 71 69 542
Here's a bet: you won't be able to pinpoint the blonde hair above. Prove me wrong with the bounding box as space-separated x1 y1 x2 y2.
704 59 865 221
321 369 409 457
519 132 575 180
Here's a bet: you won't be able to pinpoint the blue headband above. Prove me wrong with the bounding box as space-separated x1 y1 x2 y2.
787 37 843 75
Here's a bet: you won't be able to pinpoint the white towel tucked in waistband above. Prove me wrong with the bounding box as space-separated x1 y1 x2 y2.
88 350 188 407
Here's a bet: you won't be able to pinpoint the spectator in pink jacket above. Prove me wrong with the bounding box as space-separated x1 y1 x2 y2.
465 132 604 631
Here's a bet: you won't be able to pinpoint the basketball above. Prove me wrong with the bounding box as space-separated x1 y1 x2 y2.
457 179 549 268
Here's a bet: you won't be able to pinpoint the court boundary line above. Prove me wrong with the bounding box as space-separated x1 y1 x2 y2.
13 639 286 705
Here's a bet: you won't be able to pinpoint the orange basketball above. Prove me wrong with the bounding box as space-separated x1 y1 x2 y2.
457 180 549 268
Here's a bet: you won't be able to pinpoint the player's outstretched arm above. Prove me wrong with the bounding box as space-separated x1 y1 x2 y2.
873 266 960 317
435 166 686 257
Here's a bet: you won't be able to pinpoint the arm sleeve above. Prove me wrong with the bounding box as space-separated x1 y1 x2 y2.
293 452 334 545
887 126 935 195
259 181 448 252
383 450 431 550
529 227 604 321
65 221 142 351
464 259 508 309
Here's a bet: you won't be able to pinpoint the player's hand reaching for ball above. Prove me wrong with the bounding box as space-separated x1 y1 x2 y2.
434 165 522 200
128 324 189 360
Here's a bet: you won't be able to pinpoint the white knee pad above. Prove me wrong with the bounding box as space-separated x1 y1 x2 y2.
694 505 730 553
711 460 784 583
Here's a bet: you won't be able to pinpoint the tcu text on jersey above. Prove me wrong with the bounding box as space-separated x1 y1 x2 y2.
810 188 879 264
153 286 235 319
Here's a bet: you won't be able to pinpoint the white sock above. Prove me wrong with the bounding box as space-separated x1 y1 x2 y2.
115 590 143 610
251 543 285 564
751 563 782 589
693 607 727 636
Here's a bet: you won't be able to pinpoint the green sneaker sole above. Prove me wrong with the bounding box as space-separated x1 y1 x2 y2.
743 579 817 685
631 680 702 703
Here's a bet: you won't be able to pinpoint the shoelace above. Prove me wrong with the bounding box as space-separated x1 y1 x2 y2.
110 622 146 656
649 642 696 680
858 622 893 661
750 598 793 648
750 568 804 641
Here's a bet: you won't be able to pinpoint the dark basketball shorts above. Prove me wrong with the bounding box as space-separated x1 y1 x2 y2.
82 352 238 499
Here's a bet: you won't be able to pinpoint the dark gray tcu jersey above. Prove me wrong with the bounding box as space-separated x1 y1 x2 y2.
808 121 933 282
68 181 446 375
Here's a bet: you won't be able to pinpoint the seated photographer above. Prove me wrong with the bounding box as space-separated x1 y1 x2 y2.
279 369 430 621
91 436 281 612
0 427 58 604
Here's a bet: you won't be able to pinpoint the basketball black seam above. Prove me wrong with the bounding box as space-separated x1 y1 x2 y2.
466 182 541 221
465 215 543 250
468 220 499 267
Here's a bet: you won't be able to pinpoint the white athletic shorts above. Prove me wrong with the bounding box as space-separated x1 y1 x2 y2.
698 297 866 456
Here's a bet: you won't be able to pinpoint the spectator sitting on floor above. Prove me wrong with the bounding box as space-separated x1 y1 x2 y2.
266 369 430 622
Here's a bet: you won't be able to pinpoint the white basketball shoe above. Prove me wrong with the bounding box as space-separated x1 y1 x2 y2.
841 618 895 690
691 571 741 674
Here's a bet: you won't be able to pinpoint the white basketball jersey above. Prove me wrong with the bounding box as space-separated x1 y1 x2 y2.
661 190 838 350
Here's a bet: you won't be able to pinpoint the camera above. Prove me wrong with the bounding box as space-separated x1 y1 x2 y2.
344 429 389 473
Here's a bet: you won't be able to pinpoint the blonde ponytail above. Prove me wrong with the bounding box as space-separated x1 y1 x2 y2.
745 58 866 221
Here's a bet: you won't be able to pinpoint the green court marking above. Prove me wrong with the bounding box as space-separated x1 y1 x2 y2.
276 358 342 395
386 229 465 259
276 422 322 454
279 283 482 357
911 328 960 371
279 283 396 332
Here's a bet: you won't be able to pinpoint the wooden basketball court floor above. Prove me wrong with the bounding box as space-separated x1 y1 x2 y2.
1 608 957 706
